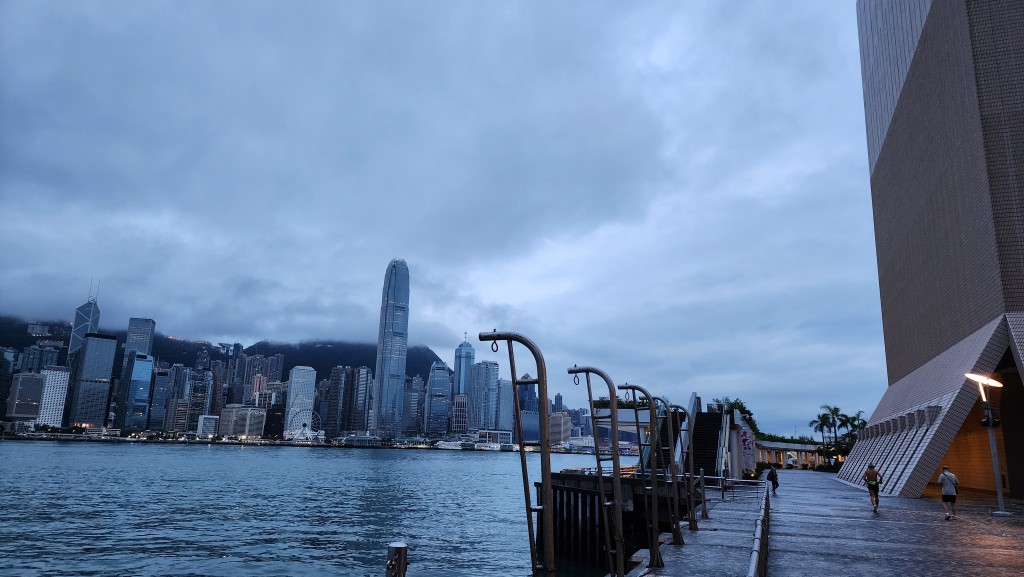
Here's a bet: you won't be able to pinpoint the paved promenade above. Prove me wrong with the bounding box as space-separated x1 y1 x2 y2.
628 468 1024 577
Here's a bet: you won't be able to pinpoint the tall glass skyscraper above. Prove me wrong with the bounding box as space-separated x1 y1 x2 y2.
69 298 100 364
839 0 1024 497
285 366 316 437
370 259 410 437
118 352 155 430
126 317 156 356
423 361 452 436
69 333 117 428
453 339 475 397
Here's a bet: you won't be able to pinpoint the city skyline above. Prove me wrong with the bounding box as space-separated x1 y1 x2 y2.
0 2 882 437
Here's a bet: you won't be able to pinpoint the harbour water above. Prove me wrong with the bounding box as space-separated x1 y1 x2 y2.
0 441 599 577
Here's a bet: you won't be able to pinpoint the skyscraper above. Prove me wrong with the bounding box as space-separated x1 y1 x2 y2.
369 258 410 437
69 298 100 364
839 0 1024 497
468 360 499 430
125 317 156 356
36 366 71 428
453 339 475 397
284 366 316 437
423 361 452 436
117 352 155 430
69 333 117 428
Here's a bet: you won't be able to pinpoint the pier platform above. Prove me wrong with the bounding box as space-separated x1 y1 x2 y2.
627 468 1024 577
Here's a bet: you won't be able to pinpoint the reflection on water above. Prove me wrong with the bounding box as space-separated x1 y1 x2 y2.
0 442 598 577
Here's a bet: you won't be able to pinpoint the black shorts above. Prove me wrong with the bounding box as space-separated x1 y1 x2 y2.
868 483 879 494
942 494 957 503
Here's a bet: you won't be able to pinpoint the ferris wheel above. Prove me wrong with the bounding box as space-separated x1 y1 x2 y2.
285 409 323 441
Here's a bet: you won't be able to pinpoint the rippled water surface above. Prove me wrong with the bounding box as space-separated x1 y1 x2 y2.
0 441 597 577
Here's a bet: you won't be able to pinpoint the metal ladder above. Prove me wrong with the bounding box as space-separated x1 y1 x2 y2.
568 365 626 577
479 331 555 577
618 383 664 569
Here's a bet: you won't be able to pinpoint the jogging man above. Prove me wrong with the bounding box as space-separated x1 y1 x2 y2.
863 464 882 513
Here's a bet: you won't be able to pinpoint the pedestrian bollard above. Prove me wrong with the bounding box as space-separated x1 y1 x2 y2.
386 542 408 577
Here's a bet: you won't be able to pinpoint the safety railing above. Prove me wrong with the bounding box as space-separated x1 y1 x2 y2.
746 483 771 577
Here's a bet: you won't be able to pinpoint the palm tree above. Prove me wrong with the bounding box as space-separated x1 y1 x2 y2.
809 413 831 450
820 404 843 450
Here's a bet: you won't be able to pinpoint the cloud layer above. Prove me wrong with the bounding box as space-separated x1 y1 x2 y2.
0 1 885 436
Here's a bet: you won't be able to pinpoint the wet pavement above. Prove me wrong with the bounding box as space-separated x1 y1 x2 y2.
768 469 1024 577
627 468 1024 577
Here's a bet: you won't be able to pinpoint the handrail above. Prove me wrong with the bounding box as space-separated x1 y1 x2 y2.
746 482 771 577
655 397 683 546
716 409 731 478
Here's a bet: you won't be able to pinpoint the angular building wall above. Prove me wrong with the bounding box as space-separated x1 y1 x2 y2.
840 0 1024 497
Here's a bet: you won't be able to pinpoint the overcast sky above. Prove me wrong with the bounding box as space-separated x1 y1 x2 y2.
0 1 884 437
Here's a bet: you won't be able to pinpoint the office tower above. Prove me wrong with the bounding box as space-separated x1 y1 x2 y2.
324 367 344 439
453 339 474 398
36 366 71 427
284 366 316 437
268 353 285 382
125 318 155 356
195 348 210 370
6 372 44 421
117 352 154 430
554 393 564 414
69 298 100 364
370 258 410 437
148 368 171 431
496 378 514 432
839 1 1024 497
19 345 59 373
468 361 499 430
69 333 117 428
518 377 539 413
185 369 213 433
550 412 572 445
450 394 468 434
341 366 372 434
402 374 425 436
423 361 452 436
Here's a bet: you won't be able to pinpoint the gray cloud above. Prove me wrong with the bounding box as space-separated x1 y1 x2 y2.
0 1 885 436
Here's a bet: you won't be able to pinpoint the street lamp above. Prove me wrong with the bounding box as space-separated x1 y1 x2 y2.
964 373 1013 517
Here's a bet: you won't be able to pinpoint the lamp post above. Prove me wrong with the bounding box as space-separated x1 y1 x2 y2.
964 373 1013 517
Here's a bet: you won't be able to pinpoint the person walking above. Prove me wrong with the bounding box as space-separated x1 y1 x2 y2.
766 464 779 495
863 464 882 513
938 465 959 520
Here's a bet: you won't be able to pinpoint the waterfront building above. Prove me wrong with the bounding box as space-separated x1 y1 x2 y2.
117 352 154 431
196 415 219 439
370 258 410 438
5 372 44 421
423 361 452 436
69 333 117 428
550 412 572 446
554 393 563 414
453 339 474 398
36 366 71 427
325 366 345 439
284 366 316 438
218 404 266 438
518 378 539 413
839 0 1024 497
450 393 468 434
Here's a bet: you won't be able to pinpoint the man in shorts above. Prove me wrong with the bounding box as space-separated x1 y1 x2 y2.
863 464 882 512
938 465 959 520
